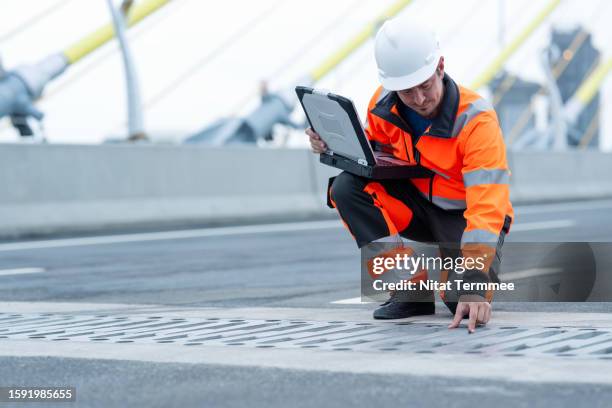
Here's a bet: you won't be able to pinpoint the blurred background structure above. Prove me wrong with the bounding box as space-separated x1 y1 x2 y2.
0 0 611 237
0 0 609 150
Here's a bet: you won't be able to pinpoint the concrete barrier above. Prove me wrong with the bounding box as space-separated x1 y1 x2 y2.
509 151 612 203
0 143 611 237
0 144 322 237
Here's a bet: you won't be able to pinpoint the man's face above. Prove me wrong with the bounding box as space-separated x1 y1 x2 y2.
396 60 445 119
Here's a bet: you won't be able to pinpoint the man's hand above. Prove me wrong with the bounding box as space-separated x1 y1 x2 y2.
306 127 327 154
448 295 491 333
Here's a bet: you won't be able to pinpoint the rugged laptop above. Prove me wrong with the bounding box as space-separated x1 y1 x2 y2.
295 86 432 179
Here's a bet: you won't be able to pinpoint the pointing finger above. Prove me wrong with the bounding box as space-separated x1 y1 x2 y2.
448 305 464 329
468 305 478 333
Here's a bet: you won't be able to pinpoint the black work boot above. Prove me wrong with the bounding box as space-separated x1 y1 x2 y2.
373 290 435 319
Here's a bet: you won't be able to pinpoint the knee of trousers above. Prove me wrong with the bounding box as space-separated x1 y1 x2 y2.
329 172 367 209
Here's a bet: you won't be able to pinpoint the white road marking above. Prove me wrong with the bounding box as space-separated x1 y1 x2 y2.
331 297 374 305
509 219 575 231
0 267 45 277
0 218 575 252
501 267 561 281
0 220 341 252
516 199 612 215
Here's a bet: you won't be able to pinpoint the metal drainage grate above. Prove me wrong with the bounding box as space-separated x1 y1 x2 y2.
1 313 612 359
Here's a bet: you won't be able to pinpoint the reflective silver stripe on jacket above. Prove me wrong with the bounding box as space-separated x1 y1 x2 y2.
461 229 499 246
463 168 510 187
451 98 492 138
419 191 467 210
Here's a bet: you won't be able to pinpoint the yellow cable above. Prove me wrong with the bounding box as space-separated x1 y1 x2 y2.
574 57 612 105
309 0 413 82
63 0 171 64
470 0 561 90
494 29 588 105
510 56 607 146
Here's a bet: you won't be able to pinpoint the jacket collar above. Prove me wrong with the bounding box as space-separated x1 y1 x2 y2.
371 74 460 139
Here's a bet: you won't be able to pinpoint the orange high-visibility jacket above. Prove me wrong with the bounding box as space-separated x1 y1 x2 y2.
365 74 514 248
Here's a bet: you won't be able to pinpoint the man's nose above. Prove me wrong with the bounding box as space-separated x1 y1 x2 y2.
412 89 426 105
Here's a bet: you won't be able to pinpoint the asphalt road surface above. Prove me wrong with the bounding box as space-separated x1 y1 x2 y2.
1 199 612 407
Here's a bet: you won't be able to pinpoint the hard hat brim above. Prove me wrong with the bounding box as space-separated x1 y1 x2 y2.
378 54 440 91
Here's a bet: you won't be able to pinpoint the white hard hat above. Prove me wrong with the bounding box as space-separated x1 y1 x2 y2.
374 17 441 91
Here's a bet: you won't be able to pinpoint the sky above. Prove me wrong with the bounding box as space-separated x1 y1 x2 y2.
0 0 610 149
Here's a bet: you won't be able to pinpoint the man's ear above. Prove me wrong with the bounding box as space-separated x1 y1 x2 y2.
437 56 445 77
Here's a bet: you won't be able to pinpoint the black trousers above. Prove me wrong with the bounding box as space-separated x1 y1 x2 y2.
329 172 467 247
328 171 506 313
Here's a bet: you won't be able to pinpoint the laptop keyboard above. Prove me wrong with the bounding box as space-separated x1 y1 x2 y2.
376 158 397 166
375 156 410 166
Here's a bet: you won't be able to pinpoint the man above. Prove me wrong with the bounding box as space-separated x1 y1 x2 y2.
306 17 513 332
